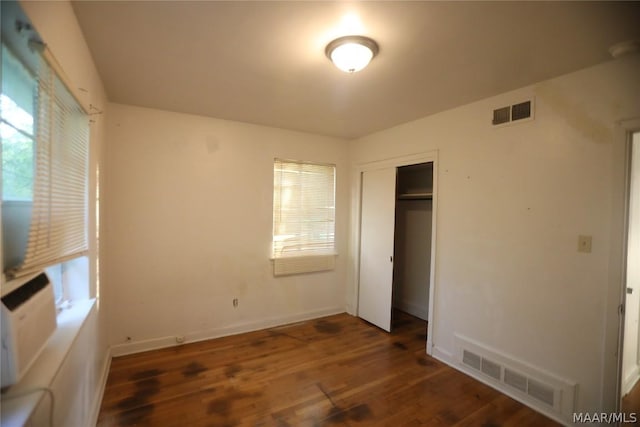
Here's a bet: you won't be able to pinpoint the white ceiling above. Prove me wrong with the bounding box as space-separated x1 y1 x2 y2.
71 1 640 139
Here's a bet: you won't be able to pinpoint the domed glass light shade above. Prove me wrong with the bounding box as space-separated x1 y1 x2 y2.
325 36 379 73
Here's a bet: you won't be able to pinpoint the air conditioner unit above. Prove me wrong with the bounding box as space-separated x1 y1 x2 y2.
1 272 57 389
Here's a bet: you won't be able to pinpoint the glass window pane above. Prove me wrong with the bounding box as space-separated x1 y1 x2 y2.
273 160 336 257
1 45 36 202
1 121 34 200
1 94 34 136
1 45 35 135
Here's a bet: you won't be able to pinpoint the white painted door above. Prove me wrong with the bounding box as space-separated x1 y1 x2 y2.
358 167 396 332
623 132 640 395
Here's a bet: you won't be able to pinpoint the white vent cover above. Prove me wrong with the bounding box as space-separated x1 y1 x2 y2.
461 348 556 407
492 99 534 126
528 379 555 407
481 358 502 381
455 335 576 419
504 368 527 393
463 349 481 370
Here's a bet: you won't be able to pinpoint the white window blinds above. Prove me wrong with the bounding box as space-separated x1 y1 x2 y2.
7 51 89 279
272 159 336 258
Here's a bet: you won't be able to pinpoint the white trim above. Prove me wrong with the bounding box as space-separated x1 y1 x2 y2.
110 306 345 357
352 150 438 355
612 118 640 411
356 151 439 172
432 345 453 361
88 347 111 427
623 364 640 396
394 299 428 321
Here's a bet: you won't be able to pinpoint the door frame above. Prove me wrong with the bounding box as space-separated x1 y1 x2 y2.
615 121 640 409
353 150 439 355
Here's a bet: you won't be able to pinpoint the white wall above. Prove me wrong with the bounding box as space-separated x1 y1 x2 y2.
18 0 109 425
349 54 640 418
105 104 350 353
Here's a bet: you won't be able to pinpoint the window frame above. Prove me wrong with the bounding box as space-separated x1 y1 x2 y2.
1 37 90 305
271 158 337 275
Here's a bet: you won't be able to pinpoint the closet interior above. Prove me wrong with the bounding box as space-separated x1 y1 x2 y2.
392 162 433 327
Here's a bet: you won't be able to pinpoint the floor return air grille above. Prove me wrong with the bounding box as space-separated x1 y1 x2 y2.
455 335 576 420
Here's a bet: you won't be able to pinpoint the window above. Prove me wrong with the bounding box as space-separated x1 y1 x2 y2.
1 40 89 302
2 44 37 274
1 45 36 274
272 159 336 274
1 45 35 202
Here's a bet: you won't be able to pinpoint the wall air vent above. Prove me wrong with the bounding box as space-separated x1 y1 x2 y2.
455 334 576 419
528 379 555 407
481 358 502 380
492 106 510 125
462 349 481 370
492 99 534 126
460 345 558 408
511 101 531 121
504 368 527 393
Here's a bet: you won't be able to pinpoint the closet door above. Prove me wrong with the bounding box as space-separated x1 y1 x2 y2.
358 167 396 332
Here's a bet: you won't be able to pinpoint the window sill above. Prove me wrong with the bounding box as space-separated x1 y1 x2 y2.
0 298 96 427
272 253 337 276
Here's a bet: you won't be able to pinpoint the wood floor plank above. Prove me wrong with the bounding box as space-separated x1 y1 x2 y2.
623 378 640 420
97 312 560 426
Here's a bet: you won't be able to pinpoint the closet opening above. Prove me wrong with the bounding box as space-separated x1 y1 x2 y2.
357 151 437 354
391 162 433 333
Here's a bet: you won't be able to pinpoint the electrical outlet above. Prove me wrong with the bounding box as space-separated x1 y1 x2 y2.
578 235 592 253
233 298 239 308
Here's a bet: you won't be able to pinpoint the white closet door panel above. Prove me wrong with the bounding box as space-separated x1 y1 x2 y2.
358 168 396 332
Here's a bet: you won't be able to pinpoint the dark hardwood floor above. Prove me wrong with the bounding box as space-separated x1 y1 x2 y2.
623 378 640 418
97 311 559 426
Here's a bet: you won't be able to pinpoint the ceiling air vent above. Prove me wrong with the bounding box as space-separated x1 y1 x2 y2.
492 99 533 126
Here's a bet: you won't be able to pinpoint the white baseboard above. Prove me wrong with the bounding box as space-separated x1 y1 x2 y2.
110 306 346 357
623 364 640 396
431 343 570 426
88 347 112 426
394 299 428 320
432 345 453 361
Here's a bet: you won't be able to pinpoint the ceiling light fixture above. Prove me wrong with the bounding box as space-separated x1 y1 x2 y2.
325 35 379 73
